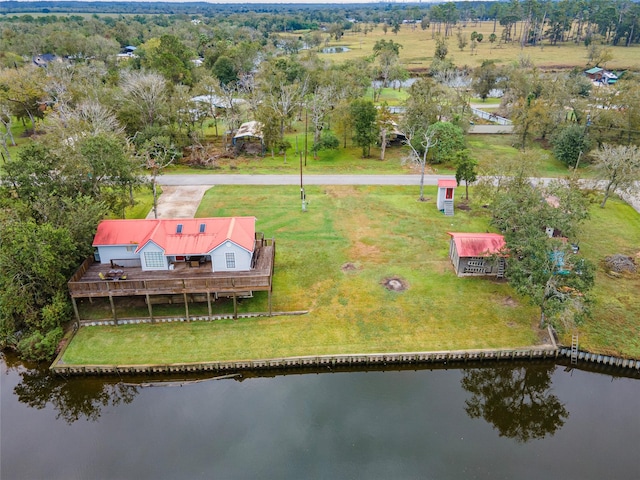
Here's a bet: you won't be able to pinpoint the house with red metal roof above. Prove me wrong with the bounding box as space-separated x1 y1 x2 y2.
93 217 257 272
447 232 506 277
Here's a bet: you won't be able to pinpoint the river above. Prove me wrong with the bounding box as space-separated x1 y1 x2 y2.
1 355 638 480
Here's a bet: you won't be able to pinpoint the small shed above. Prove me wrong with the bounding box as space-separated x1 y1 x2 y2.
233 121 263 143
232 121 264 154
447 232 506 277
437 179 457 216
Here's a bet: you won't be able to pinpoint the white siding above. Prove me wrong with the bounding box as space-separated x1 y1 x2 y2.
138 242 168 271
96 245 140 265
211 241 252 272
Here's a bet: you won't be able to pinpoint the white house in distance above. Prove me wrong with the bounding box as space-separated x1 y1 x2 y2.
92 217 257 272
448 232 506 277
437 179 457 216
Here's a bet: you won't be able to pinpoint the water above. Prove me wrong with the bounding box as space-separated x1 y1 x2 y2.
321 46 351 54
1 356 639 479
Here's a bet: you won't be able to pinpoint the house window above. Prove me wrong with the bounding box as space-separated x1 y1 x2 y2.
225 252 236 269
144 251 164 268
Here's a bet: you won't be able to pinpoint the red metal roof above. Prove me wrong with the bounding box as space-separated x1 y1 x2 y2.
447 232 505 257
438 179 458 188
93 217 256 255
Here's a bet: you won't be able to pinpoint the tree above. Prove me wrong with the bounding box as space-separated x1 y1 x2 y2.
490 175 594 329
0 66 48 133
428 121 465 164
456 29 469 50
372 39 404 89
400 125 437 201
473 59 499 101
312 131 339 158
117 71 168 133
0 213 99 361
433 34 448 60
550 124 592 168
138 135 181 218
377 103 395 161
461 365 569 443
140 34 194 86
454 149 478 200
403 78 444 129
350 99 378 158
212 55 238 86
592 144 640 208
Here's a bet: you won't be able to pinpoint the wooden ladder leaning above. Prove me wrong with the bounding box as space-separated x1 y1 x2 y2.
496 258 506 279
570 333 579 365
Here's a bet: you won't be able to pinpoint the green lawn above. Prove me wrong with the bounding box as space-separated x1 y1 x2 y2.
61 185 640 365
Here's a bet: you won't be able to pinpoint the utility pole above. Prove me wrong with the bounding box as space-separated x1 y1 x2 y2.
304 106 308 167
299 151 306 212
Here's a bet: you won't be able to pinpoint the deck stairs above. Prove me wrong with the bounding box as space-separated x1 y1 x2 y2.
570 333 579 365
444 200 454 216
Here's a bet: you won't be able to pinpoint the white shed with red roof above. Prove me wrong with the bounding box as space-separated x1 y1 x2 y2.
437 179 457 216
447 232 506 277
93 217 256 272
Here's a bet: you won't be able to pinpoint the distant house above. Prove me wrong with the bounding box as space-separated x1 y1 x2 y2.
447 232 506 277
93 217 257 272
116 46 138 60
584 67 618 85
32 53 59 67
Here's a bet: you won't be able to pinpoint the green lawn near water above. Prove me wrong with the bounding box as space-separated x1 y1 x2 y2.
62 186 640 365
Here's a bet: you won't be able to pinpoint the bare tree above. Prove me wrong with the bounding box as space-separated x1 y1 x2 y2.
377 103 394 161
118 70 167 129
400 126 437 201
266 79 308 139
138 136 181 219
308 85 334 158
592 143 640 208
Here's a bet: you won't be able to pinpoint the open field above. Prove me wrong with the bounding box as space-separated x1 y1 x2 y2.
316 21 640 71
62 185 640 365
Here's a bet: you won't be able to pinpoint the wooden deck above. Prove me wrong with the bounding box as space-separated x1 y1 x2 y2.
68 239 275 299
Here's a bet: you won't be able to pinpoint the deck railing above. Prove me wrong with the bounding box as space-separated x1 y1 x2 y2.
68 239 275 298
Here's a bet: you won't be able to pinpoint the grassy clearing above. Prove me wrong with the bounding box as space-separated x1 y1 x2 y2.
573 200 640 357
467 135 575 178
320 23 640 71
63 185 640 365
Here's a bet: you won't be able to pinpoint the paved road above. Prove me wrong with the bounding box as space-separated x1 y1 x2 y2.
158 174 455 186
157 174 640 215
468 124 514 134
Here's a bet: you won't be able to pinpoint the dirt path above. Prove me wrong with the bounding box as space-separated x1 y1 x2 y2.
145 186 210 219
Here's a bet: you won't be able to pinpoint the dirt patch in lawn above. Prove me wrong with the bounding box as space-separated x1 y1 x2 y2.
382 277 408 292
341 262 360 272
502 296 519 307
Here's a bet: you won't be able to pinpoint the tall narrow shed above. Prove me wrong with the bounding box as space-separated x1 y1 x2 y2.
437 179 457 216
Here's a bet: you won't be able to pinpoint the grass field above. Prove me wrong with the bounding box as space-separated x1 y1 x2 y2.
317 21 640 72
62 185 640 365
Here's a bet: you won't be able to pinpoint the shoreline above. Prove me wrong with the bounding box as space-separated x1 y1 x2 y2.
50 325 640 377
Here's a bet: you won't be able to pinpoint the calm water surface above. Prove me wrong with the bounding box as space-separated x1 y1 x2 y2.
1 356 639 480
